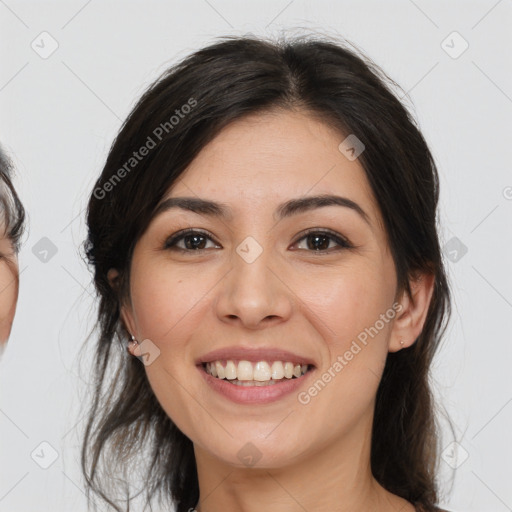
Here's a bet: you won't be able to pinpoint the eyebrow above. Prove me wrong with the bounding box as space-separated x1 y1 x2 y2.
153 194 371 226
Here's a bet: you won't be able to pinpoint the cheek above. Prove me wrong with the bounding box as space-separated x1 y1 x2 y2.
290 264 394 415
0 262 18 343
129 258 214 344
128 259 216 435
292 261 395 351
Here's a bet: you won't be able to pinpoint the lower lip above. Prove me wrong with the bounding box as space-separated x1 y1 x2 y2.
197 365 315 404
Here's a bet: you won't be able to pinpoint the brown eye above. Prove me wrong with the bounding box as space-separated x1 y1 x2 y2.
292 229 352 252
164 229 219 252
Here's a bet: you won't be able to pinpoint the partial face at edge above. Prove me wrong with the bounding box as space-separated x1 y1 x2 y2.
0 233 19 355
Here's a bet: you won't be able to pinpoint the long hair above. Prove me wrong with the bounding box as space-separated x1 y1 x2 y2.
81 33 452 512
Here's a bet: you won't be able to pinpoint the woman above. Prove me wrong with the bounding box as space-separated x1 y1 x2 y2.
82 34 453 512
0 146 25 358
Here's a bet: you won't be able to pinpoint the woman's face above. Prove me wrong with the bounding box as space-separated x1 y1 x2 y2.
121 109 408 468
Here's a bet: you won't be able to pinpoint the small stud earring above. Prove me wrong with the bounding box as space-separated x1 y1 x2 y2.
400 339 405 346
127 334 139 354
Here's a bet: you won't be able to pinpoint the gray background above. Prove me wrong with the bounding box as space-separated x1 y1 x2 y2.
1 1 511 511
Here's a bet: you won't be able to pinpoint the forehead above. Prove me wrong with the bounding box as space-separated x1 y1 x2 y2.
166 109 382 229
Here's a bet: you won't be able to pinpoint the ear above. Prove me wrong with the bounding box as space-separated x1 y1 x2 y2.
107 268 140 357
389 271 435 352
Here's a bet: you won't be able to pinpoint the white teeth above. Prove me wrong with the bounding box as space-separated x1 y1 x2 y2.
204 359 310 383
253 361 271 381
237 361 253 380
215 361 225 379
271 361 284 379
224 360 237 380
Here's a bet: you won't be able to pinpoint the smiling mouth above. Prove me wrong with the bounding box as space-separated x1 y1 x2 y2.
201 360 313 386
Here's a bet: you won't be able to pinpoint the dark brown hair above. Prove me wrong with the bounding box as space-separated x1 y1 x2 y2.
81 33 452 512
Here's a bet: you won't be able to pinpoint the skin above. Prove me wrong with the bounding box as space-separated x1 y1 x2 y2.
0 233 19 357
115 108 435 512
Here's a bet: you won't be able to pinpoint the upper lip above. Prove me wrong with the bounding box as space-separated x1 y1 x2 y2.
196 346 316 367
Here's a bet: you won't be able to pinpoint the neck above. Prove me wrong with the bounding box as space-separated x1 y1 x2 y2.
193 410 414 512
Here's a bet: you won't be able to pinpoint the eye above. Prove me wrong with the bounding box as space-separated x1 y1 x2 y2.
163 229 220 252
291 228 352 252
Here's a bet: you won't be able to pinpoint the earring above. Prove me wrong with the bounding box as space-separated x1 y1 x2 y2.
400 339 405 346
127 334 139 354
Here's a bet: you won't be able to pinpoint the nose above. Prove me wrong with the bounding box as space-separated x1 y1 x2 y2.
213 242 293 330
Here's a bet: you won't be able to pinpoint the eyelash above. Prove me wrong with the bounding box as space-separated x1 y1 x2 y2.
163 228 353 254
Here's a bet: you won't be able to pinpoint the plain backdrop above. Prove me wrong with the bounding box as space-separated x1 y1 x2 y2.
1 1 511 511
